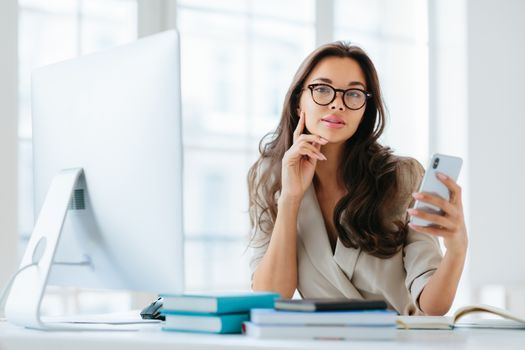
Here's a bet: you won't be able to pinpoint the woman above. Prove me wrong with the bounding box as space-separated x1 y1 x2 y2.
247 42 468 316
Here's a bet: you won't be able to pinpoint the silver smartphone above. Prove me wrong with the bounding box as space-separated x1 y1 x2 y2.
410 153 463 227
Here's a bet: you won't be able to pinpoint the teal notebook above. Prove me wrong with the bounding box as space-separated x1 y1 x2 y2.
159 291 280 314
162 312 249 334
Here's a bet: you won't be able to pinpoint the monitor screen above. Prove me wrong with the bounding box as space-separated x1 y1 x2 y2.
31 30 184 294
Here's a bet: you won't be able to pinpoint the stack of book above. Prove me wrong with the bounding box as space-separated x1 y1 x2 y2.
243 298 397 340
159 291 280 334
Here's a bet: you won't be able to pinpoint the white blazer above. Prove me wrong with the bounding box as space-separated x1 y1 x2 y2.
250 157 443 315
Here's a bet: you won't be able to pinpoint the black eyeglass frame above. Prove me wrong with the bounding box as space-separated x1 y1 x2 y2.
306 83 372 110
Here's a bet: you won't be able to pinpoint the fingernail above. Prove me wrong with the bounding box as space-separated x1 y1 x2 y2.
437 172 447 180
321 154 327 160
319 137 328 144
412 192 423 199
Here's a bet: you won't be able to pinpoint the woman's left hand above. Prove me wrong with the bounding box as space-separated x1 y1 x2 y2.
407 172 468 255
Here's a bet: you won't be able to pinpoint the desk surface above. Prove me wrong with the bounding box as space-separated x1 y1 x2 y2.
1 321 525 350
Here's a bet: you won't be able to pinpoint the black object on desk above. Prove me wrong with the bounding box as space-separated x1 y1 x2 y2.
140 297 165 321
274 298 388 312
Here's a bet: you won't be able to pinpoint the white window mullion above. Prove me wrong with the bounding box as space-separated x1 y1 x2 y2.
138 0 165 37
0 0 18 293
164 0 178 31
427 0 438 157
315 0 333 46
137 0 178 37
245 4 253 172
77 0 83 55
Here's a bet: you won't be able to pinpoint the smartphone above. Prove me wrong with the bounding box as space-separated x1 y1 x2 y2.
410 153 463 227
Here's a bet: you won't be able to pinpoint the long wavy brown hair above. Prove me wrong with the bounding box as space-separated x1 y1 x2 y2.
247 42 407 258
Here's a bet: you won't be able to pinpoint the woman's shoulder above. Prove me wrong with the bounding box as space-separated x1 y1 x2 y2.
395 156 425 175
392 156 425 193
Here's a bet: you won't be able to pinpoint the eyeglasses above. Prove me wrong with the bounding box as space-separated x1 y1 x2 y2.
306 83 372 110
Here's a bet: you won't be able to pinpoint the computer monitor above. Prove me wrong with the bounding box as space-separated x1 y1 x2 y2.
5 30 184 330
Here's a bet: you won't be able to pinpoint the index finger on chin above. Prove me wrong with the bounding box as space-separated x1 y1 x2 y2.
293 111 305 142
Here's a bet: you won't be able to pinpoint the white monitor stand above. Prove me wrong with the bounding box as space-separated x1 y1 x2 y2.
4 168 105 330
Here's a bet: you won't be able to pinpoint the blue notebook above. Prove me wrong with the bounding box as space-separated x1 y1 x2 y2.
159 291 280 314
162 312 249 334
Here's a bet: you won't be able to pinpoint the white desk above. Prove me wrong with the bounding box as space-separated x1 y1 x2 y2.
1 321 524 350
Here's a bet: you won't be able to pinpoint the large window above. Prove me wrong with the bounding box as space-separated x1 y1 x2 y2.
18 0 137 315
177 0 315 290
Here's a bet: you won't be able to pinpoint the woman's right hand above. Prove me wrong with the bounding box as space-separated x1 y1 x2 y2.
280 111 327 202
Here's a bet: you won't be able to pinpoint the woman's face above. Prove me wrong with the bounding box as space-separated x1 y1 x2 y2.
298 56 368 145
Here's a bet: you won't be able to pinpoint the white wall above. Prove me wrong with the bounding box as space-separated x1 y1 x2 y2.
467 0 525 289
0 0 18 292
429 0 474 312
428 0 468 159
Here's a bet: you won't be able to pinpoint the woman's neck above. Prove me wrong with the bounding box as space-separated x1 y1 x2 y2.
315 142 345 192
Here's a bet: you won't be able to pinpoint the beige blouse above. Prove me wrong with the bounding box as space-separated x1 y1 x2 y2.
249 157 443 315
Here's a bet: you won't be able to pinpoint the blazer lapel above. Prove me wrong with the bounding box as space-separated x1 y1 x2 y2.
297 185 363 298
333 237 361 281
